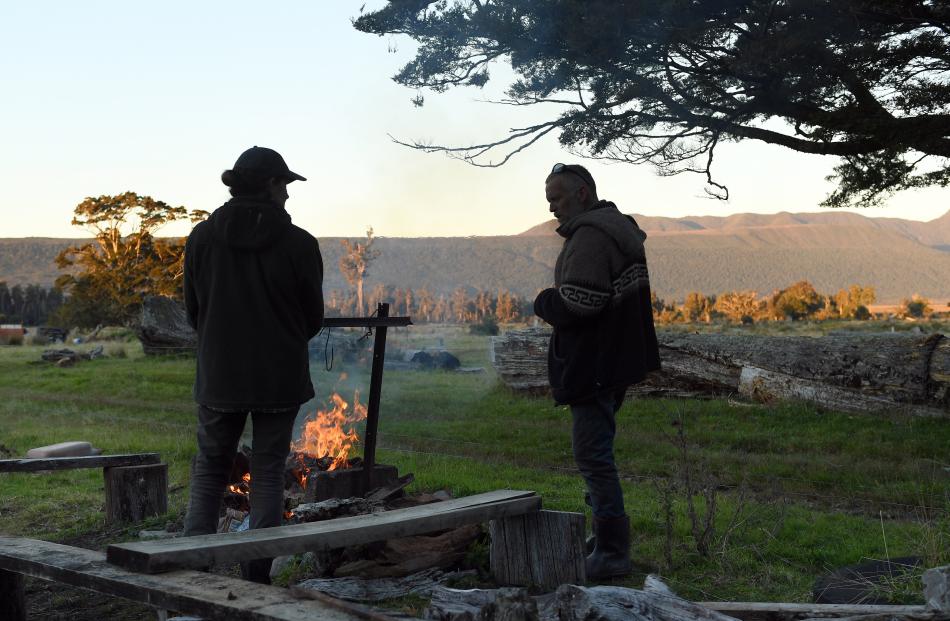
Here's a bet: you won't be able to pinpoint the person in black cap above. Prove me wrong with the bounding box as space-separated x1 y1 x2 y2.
182 146 324 583
535 163 660 580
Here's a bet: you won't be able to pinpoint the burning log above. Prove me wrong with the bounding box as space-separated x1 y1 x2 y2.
288 497 384 524
491 328 950 417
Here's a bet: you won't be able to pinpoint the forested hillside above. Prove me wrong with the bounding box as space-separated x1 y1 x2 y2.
3 209 950 303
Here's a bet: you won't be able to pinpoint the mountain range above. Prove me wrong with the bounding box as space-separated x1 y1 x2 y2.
2 208 949 303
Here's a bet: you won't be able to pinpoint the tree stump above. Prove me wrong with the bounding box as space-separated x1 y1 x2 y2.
104 463 168 523
0 569 25 621
490 510 586 591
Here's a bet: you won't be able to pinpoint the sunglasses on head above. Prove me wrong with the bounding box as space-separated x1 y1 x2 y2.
551 163 591 188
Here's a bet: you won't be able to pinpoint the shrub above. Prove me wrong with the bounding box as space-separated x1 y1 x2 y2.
469 316 499 336
900 295 932 319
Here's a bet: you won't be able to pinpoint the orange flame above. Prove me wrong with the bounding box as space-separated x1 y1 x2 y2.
228 472 251 495
292 390 367 473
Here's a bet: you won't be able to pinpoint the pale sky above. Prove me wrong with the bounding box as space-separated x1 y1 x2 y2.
1 1 947 240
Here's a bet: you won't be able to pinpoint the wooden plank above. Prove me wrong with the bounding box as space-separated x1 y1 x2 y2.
0 537 377 621
0 453 161 473
700 601 932 620
108 490 540 573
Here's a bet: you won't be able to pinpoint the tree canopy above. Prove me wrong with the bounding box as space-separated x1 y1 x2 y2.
55 193 207 327
355 0 950 207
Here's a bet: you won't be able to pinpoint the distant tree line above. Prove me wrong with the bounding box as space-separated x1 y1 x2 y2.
652 281 942 324
0 282 64 326
325 284 533 325
44 194 946 330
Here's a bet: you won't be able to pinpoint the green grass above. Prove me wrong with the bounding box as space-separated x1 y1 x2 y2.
1 325 948 604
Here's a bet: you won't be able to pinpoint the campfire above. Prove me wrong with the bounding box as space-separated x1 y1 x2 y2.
289 387 368 487
222 383 395 526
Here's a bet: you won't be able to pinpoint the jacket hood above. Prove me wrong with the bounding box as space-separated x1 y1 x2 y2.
556 201 647 252
208 197 292 250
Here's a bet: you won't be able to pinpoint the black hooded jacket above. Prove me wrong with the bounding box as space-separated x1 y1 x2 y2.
534 201 661 405
183 197 324 410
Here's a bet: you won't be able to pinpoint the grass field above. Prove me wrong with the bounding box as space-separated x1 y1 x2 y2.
0 322 948 606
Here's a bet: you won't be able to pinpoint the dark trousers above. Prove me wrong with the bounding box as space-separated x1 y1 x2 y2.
571 389 626 519
183 405 297 550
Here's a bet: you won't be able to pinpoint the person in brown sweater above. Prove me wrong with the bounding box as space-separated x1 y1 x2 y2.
534 163 661 580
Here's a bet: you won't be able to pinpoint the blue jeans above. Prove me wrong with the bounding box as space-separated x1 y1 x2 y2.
571 389 626 519
183 406 298 537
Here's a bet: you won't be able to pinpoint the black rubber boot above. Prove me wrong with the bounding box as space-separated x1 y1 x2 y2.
585 515 632 581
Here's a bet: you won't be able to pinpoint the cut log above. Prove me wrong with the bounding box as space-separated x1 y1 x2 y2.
107 489 541 573
490 510 586 591
104 463 169 523
0 569 25 621
491 329 949 417
137 295 197 356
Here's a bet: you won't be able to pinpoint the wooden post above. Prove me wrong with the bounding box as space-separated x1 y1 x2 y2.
363 303 389 493
0 569 25 621
104 463 168 523
490 510 586 591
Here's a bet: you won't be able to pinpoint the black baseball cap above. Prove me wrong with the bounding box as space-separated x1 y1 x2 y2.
232 146 306 182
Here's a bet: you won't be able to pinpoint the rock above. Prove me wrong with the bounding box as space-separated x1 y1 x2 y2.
410 350 461 371
814 556 921 604
270 555 297 581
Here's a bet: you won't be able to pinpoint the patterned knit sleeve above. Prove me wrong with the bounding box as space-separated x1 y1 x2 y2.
534 227 612 326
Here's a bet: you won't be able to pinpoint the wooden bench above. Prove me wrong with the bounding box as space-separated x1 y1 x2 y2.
0 453 167 523
108 489 543 573
0 537 384 621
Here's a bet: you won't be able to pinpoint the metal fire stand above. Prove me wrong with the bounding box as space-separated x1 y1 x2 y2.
321 303 411 491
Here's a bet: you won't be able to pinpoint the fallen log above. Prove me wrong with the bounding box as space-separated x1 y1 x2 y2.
292 568 474 602
491 329 949 417
137 295 196 356
425 576 742 621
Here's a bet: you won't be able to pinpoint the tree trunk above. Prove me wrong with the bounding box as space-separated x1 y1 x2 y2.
491 329 949 417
